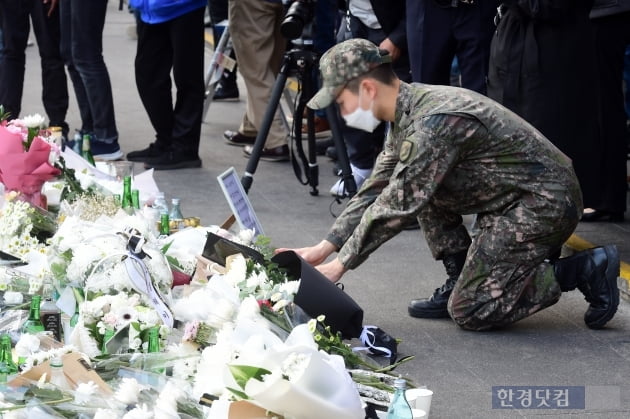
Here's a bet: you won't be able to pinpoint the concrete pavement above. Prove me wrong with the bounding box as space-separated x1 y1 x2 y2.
19 4 630 418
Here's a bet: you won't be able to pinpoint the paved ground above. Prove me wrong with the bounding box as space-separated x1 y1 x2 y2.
19 4 630 418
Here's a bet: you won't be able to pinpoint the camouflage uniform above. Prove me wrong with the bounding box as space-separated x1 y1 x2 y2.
310 39 584 331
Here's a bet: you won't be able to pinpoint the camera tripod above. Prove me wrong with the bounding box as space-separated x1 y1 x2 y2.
241 42 356 198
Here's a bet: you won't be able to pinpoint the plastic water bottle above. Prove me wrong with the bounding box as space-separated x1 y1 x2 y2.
387 378 413 419
153 192 169 215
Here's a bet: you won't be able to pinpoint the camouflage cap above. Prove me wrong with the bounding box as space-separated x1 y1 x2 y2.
307 38 392 110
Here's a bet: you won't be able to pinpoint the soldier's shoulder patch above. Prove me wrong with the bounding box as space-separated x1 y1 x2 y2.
399 140 415 163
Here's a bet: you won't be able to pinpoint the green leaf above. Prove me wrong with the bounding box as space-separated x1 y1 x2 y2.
225 386 250 400
160 240 174 254
229 364 272 389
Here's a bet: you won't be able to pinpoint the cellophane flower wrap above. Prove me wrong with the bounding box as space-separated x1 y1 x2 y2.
47 213 174 357
0 115 61 208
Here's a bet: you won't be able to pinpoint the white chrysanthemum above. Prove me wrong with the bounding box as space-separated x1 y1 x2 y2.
15 334 40 358
123 404 154 419
223 254 247 286
237 229 256 245
115 377 147 405
3 291 23 305
74 381 100 405
21 113 45 128
154 381 184 419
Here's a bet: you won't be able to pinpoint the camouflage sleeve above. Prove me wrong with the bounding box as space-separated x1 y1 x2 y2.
325 131 400 249
336 114 468 270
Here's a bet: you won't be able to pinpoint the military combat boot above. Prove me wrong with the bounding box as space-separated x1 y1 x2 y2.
408 250 467 318
553 245 620 329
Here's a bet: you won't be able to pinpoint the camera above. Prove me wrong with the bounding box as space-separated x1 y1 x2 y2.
281 0 316 40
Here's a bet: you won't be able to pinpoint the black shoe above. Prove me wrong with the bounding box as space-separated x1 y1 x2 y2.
243 144 290 162
326 145 338 160
127 143 167 162
408 251 467 319
581 209 624 222
143 150 202 170
554 245 620 329
213 83 239 101
224 130 256 146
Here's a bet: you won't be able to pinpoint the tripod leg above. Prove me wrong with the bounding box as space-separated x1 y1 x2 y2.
203 24 231 122
326 105 356 197
241 59 290 193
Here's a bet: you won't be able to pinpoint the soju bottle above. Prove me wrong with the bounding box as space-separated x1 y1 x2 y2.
147 326 161 353
81 134 96 166
147 326 164 373
0 334 18 375
131 189 140 209
387 378 413 419
159 213 170 235
22 295 45 334
121 175 133 209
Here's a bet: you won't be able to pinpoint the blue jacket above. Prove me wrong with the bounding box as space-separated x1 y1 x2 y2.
130 0 207 24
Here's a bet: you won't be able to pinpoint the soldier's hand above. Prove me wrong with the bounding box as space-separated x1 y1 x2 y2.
275 240 337 267
315 258 347 283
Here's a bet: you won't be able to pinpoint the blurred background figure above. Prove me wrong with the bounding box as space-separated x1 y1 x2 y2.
127 0 206 170
59 0 122 160
584 0 630 221
487 0 602 220
0 0 70 140
406 0 499 94
328 0 410 197
224 0 289 161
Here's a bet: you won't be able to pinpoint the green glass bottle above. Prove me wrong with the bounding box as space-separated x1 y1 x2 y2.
81 134 96 166
159 213 170 235
131 189 140 209
147 326 160 353
0 335 18 375
146 326 164 373
22 295 45 334
101 329 115 355
121 175 133 209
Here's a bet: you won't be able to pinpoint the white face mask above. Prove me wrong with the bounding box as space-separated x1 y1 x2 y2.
342 88 381 132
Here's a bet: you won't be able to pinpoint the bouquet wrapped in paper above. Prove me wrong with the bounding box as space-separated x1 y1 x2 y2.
0 116 61 208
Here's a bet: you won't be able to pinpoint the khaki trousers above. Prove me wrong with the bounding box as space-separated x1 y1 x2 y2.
228 0 287 149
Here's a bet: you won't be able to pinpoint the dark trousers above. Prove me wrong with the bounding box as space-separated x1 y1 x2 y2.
591 12 630 214
0 0 68 130
135 7 205 155
406 0 497 93
59 0 117 143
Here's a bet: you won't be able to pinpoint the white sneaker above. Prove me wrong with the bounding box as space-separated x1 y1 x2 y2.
330 164 372 197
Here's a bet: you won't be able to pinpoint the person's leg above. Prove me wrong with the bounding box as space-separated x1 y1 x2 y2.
168 6 205 156
408 202 472 318
59 0 93 136
447 202 579 331
68 0 119 147
452 1 498 94
134 18 174 151
406 0 455 84
229 0 286 151
31 0 69 135
0 0 31 118
588 13 630 215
